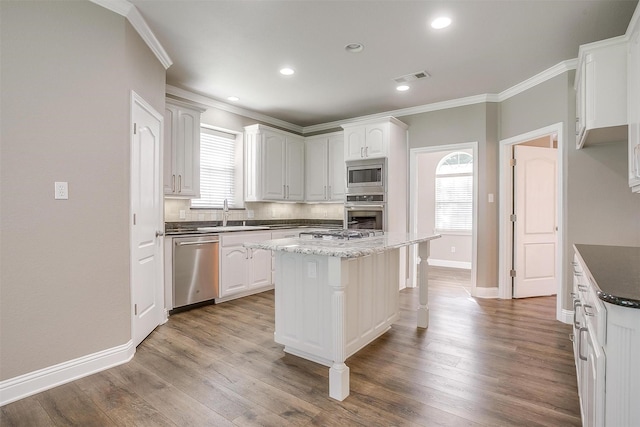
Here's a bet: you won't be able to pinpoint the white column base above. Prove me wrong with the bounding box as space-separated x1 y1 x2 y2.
329 362 350 401
417 305 429 329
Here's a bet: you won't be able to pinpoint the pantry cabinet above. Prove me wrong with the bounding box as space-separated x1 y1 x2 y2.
164 100 204 197
628 11 640 192
305 132 345 202
218 231 272 300
574 36 628 149
245 124 304 202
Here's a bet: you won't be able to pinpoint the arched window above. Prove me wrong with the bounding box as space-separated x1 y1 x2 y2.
435 152 473 232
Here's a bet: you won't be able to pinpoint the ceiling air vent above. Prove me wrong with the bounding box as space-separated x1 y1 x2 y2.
393 70 431 84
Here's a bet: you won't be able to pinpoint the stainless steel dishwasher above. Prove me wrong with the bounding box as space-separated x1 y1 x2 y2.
173 235 219 308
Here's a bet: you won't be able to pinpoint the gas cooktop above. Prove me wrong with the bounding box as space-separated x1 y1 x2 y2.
299 229 383 240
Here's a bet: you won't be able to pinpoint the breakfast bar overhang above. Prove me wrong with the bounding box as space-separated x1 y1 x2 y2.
245 231 440 401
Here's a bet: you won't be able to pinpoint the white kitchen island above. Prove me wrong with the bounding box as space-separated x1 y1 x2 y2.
245 231 440 401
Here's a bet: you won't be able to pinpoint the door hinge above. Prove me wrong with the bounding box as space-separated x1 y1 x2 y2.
510 158 517 167
510 269 517 278
510 214 517 222
133 123 137 134
133 213 136 225
134 304 138 315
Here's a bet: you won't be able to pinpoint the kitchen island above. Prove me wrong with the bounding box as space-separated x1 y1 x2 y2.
245 231 440 401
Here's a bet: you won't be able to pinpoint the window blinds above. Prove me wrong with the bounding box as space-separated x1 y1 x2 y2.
191 130 236 208
435 174 472 232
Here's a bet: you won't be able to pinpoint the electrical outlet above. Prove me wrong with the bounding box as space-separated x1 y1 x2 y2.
247 209 255 219
451 246 456 253
179 210 186 219
54 182 68 200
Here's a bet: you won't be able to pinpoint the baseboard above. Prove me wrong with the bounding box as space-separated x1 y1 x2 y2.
0 340 135 406
428 259 472 270
473 286 499 299
560 309 574 325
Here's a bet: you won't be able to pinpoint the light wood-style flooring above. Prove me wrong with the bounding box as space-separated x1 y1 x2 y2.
1 267 580 426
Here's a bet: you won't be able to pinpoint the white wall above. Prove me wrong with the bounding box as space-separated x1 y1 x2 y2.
0 1 165 381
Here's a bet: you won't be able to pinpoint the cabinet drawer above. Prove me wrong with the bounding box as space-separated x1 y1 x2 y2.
221 231 272 247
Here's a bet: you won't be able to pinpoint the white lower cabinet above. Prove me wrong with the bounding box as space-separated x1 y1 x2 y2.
572 252 640 427
219 231 272 300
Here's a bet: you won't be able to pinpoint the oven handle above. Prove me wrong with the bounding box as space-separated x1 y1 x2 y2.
345 205 385 209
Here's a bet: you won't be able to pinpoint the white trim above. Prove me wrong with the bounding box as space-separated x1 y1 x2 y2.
409 142 478 298
498 59 577 102
166 85 304 134
428 259 472 270
90 0 173 69
473 286 499 299
560 309 574 325
0 341 135 406
498 122 565 322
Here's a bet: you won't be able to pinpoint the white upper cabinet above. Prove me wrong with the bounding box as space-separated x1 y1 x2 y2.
575 36 628 149
244 124 304 202
343 123 389 160
305 132 345 202
628 8 640 192
164 99 204 198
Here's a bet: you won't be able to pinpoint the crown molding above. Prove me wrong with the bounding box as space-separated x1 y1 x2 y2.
166 85 304 134
497 59 577 102
90 0 172 69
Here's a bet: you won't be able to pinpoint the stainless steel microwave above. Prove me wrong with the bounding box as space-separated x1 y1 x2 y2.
346 158 386 194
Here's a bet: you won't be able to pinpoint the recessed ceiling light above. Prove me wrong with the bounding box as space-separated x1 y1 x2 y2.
227 96 239 102
280 67 295 76
345 43 364 53
396 85 410 92
431 16 451 29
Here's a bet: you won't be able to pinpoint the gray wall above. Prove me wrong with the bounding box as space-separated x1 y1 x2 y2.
403 103 499 288
0 1 165 380
500 71 640 310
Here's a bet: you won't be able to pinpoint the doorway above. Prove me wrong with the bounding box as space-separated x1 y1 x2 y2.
498 123 566 322
409 142 478 295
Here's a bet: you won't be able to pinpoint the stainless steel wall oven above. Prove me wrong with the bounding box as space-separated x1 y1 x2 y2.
345 194 385 230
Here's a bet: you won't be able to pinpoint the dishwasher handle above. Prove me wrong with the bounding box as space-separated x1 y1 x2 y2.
176 239 219 246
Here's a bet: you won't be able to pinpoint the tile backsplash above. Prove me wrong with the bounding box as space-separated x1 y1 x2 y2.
164 199 344 222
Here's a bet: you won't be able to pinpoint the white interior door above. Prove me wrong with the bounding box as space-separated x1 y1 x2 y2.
131 92 164 347
513 145 557 298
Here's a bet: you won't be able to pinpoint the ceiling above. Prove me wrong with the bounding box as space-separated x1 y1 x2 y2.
131 0 638 128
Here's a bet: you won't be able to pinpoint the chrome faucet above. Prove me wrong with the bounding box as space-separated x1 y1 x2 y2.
222 198 229 226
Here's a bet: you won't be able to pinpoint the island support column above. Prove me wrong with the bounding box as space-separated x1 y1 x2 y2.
417 241 431 328
328 256 349 401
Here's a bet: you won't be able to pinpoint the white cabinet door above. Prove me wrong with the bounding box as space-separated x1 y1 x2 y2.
249 247 272 289
327 134 345 200
305 138 329 201
344 126 366 161
364 124 388 158
628 24 640 192
163 101 201 197
262 130 286 200
286 137 305 201
219 245 249 297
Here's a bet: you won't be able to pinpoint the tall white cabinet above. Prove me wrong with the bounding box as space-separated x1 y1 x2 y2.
164 99 204 198
343 123 390 161
305 132 345 202
628 7 640 193
244 124 304 202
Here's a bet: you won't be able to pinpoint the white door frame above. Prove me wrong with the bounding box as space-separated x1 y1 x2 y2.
498 122 565 322
130 91 166 347
409 142 478 294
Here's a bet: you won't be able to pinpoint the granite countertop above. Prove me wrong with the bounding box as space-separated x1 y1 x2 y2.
244 232 441 259
574 244 640 309
165 220 343 235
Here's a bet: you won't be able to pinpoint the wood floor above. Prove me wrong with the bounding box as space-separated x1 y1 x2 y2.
1 267 581 426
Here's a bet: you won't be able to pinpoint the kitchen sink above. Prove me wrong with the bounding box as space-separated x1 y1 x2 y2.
196 225 270 232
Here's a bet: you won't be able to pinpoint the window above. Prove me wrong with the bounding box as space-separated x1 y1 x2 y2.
435 152 473 233
191 128 239 209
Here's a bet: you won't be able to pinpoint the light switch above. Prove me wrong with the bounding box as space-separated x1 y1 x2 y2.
54 182 68 200
488 193 494 203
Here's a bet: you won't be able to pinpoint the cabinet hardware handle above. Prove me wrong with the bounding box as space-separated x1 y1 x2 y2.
328 185 332 198
287 185 290 199
365 146 368 157
283 185 286 198
360 147 364 158
172 174 176 192
155 231 164 237
583 304 595 317
573 300 581 328
635 145 640 178
176 240 219 246
178 175 182 193
578 327 588 361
